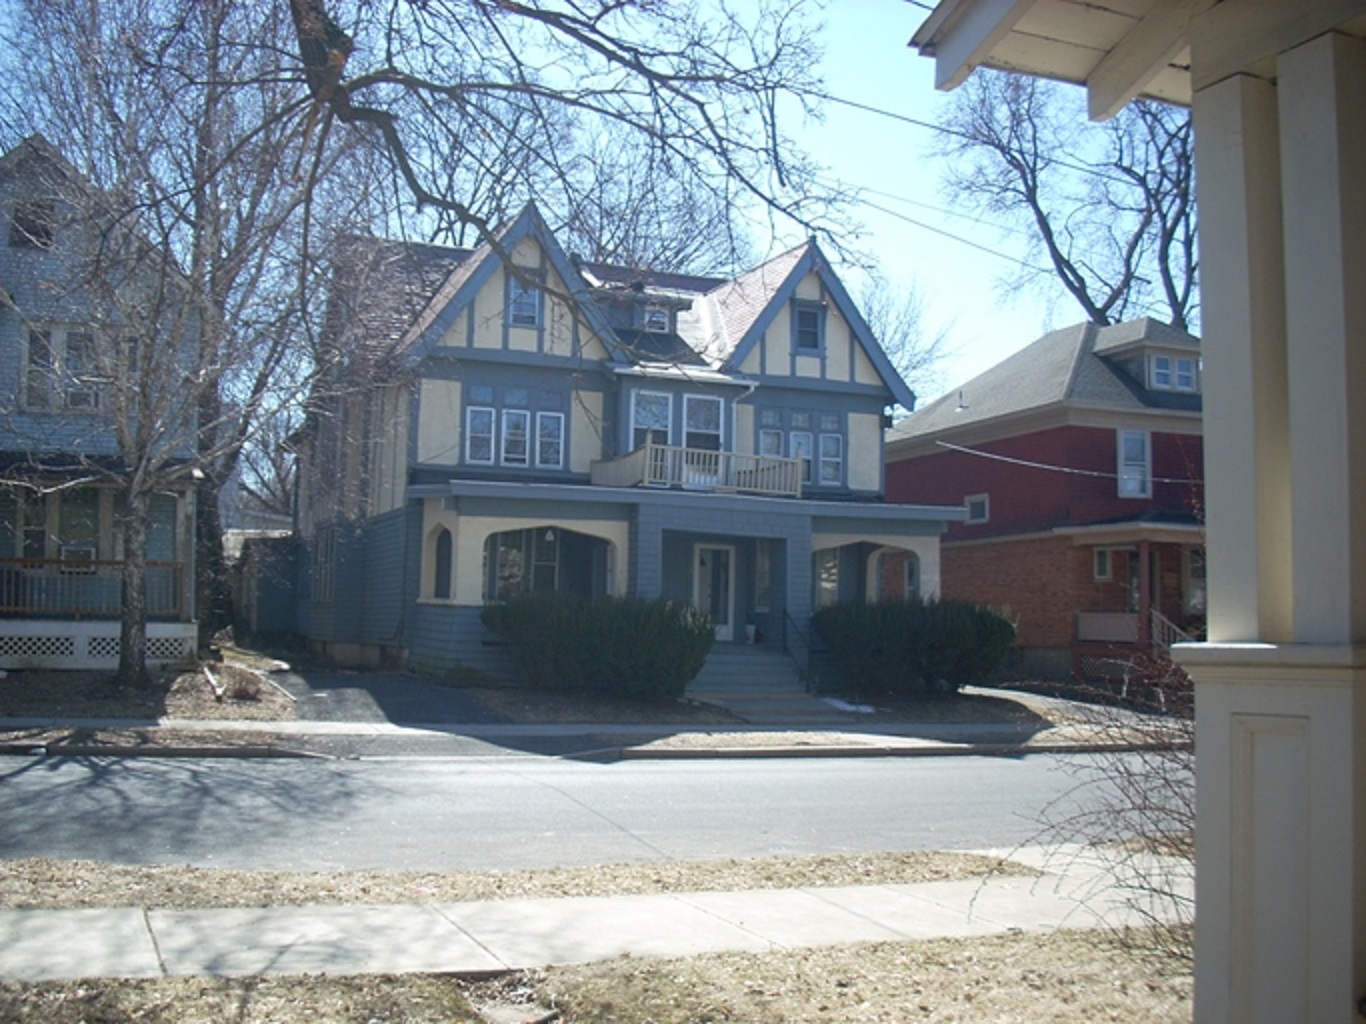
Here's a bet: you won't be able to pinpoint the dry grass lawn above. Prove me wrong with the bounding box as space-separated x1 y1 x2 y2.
0 929 1193 1023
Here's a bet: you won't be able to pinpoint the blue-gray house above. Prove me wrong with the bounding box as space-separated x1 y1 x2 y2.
291 204 958 673
0 137 198 669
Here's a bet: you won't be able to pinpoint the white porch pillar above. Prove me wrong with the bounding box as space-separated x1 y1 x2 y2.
1181 29 1366 1024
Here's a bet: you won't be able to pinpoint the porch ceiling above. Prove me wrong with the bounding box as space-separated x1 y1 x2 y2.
912 0 1366 120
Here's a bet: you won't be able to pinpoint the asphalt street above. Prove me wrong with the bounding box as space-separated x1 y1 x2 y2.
0 752 1114 872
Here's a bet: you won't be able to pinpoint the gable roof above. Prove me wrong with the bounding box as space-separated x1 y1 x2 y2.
330 206 912 404
396 203 626 369
888 318 1201 445
678 240 917 407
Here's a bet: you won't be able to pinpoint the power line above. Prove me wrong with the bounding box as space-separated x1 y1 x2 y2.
935 440 1202 486
801 87 1137 186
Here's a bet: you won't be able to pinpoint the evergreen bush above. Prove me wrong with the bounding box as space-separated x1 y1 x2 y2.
811 598 1016 696
481 592 714 698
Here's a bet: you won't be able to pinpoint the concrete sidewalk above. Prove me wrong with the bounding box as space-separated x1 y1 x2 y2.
0 845 1192 982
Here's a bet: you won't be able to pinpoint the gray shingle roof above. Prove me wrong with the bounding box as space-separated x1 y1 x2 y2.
889 318 1201 443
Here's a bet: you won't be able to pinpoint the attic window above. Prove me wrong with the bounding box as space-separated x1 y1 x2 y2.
1151 354 1198 392
791 300 825 352
10 199 55 249
507 274 541 328
642 305 669 333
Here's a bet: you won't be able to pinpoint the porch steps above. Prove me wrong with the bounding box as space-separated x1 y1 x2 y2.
687 643 841 724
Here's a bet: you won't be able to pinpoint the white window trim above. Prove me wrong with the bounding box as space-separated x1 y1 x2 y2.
507 274 541 328
500 409 531 466
964 493 989 524
631 389 672 449
818 432 843 485
758 427 784 457
642 305 669 333
1150 353 1199 392
683 394 724 450
1118 429 1152 498
465 406 495 465
535 411 565 469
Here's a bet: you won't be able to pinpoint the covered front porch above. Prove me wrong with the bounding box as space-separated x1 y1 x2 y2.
1060 518 1205 681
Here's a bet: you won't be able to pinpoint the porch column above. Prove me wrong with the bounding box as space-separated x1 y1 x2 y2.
1179 28 1366 1024
1136 539 1151 648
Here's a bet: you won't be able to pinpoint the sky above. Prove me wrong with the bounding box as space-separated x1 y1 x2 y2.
778 0 1075 403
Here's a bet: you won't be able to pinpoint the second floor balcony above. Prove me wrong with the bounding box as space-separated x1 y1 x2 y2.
590 440 803 498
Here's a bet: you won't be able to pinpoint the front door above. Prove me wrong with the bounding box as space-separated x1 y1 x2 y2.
694 544 735 641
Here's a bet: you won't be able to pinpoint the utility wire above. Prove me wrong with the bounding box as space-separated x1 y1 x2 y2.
934 439 1202 486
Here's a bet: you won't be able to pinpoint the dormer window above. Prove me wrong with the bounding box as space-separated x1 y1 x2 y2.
1151 353 1198 392
791 300 825 353
642 305 670 333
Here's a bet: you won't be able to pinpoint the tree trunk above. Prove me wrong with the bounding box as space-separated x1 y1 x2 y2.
116 487 152 689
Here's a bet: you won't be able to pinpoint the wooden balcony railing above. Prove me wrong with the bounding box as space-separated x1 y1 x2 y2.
0 557 186 619
591 441 803 498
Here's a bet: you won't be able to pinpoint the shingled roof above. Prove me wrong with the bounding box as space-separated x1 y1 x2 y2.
888 318 1201 444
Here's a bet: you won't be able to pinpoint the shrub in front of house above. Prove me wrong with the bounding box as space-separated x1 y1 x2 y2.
811 598 1016 696
481 592 714 698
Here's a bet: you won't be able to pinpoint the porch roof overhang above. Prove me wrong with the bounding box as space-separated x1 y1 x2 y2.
1054 515 1203 547
911 0 1366 122
408 477 965 528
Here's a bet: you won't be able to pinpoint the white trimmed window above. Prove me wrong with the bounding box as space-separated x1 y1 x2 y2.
759 428 784 457
632 390 671 449
684 395 723 451
501 409 530 466
507 275 541 328
819 433 843 485
536 412 564 469
965 493 989 524
643 305 669 332
465 407 495 464
1118 429 1152 498
1151 354 1198 392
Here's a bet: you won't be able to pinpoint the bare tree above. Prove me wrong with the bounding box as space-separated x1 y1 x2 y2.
285 0 836 260
938 70 1197 331
0 0 374 684
858 279 951 406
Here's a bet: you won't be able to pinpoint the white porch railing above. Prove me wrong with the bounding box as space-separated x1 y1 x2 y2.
591 441 802 498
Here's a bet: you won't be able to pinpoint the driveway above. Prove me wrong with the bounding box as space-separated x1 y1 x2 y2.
270 670 513 726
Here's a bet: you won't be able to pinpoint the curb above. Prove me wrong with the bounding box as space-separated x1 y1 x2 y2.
0 742 325 760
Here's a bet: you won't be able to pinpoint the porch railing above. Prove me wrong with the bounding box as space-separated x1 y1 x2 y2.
0 557 185 619
1150 609 1194 651
591 441 802 498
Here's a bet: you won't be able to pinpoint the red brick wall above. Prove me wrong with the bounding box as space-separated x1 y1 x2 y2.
886 425 1204 540
939 536 1077 648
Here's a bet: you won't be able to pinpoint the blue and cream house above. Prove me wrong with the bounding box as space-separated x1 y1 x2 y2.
292 204 958 672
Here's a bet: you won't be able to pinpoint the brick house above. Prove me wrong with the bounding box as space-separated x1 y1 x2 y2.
884 318 1204 680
